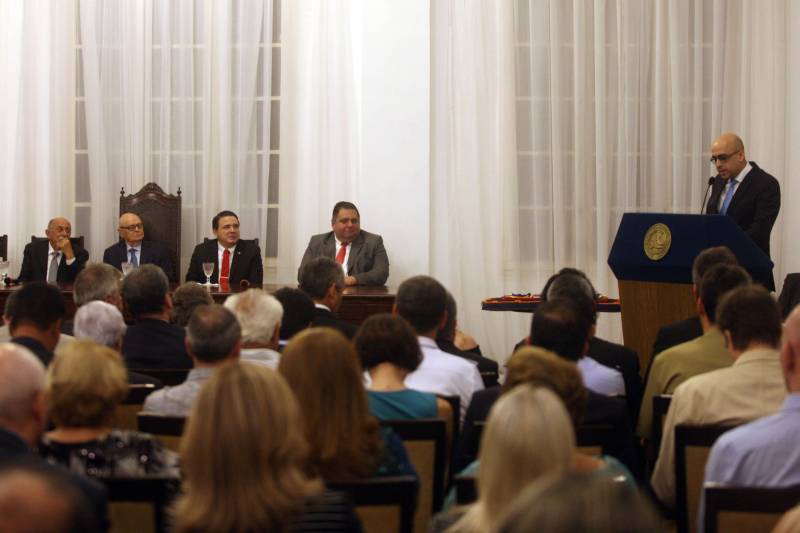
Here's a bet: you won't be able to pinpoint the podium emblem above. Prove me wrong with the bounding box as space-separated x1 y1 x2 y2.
644 223 672 261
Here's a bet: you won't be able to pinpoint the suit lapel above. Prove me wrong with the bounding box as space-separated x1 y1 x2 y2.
347 233 365 270
725 167 758 217
323 235 337 260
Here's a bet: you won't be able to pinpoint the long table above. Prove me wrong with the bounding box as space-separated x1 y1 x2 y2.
0 283 395 326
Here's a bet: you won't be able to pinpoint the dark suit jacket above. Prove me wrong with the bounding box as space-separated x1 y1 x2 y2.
121 319 192 369
646 316 704 383
185 239 263 287
437 340 500 388
311 307 358 340
779 273 800 320
298 230 389 286
11 336 54 366
0 427 108 532
454 385 640 478
18 239 89 282
588 337 643 424
103 240 175 281
706 161 780 290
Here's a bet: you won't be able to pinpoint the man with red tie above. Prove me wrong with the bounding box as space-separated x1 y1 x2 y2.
297 201 389 286
185 210 263 287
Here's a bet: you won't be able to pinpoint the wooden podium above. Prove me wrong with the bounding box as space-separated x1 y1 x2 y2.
608 213 774 375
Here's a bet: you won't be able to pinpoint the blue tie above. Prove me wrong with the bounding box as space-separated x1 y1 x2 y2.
720 178 738 215
129 248 139 267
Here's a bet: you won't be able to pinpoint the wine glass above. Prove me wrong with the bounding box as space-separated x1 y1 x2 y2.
0 260 9 283
121 262 134 277
202 262 216 286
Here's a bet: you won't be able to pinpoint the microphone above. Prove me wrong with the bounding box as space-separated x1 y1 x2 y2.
701 176 716 213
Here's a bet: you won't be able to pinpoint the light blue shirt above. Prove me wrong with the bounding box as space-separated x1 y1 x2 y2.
578 356 626 396
699 393 800 531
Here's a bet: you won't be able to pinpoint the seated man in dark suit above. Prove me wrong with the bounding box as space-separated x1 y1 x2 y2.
299 257 357 339
273 287 315 350
185 210 263 287
298 201 389 286
121 264 192 369
103 212 174 281
8 282 65 366
0 343 108 531
647 246 738 378
437 291 499 387
18 217 89 282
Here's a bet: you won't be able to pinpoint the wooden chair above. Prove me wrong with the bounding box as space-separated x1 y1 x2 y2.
31 235 85 249
647 394 673 474
575 424 616 456
704 485 800 533
137 413 186 453
381 419 446 533
115 384 158 431
0 234 7 260
675 424 739 533
779 273 800 320
100 477 174 533
120 183 182 282
328 476 417 533
130 368 189 386
436 394 459 470
453 473 477 505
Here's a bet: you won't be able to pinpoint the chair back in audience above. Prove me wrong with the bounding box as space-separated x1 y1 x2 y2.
0 234 7 260
779 273 800 320
116 384 158 431
575 424 616 456
100 477 174 533
137 413 186 452
646 394 673 474
675 424 739 533
31 235 85 249
381 419 446 533
131 369 189 387
704 485 800 533
453 473 477 505
120 183 182 282
328 476 417 533
436 394 459 465
480 370 499 388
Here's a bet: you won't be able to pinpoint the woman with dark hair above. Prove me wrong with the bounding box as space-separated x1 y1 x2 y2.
355 313 451 420
172 362 362 532
280 327 416 482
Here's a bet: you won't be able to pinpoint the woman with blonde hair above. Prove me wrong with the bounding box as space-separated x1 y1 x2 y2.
38 340 178 478
172 362 361 532
435 385 575 533
279 327 415 481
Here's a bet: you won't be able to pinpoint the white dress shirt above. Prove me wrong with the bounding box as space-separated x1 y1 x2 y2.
578 356 626 396
47 243 76 280
717 162 752 211
404 336 484 424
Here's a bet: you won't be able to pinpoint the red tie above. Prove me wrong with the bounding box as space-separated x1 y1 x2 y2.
221 248 231 280
336 243 348 264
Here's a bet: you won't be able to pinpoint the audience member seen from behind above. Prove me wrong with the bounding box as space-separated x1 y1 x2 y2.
143 305 241 416
279 328 416 481
273 287 315 349
73 262 123 310
355 313 451 421
298 257 357 339
170 282 213 327
496 474 664 533
8 282 66 366
38 340 179 479
224 289 283 369
395 275 484 423
435 386 575 533
172 362 362 533
121 264 191 369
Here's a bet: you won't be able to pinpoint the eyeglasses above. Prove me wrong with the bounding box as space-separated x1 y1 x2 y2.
709 151 739 164
120 223 143 231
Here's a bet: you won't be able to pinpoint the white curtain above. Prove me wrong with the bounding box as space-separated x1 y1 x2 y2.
277 0 361 283
78 0 273 269
0 0 74 271
432 0 791 361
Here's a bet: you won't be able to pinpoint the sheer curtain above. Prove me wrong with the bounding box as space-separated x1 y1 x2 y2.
0 1 74 271
277 0 360 283
432 0 791 360
78 0 273 267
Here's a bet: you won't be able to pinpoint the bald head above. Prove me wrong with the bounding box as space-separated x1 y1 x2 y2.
45 217 72 250
118 212 144 246
0 467 75 533
782 306 800 392
0 344 46 445
710 133 747 180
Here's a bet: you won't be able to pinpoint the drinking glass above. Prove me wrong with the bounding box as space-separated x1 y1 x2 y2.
121 262 134 277
202 262 216 286
0 260 9 282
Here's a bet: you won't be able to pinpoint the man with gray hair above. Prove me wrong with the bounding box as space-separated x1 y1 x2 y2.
74 301 128 350
0 343 108 530
224 289 283 368
143 305 241 416
121 264 191 369
299 256 357 339
73 262 123 309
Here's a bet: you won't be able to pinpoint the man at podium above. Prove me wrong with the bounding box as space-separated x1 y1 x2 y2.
705 133 780 290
